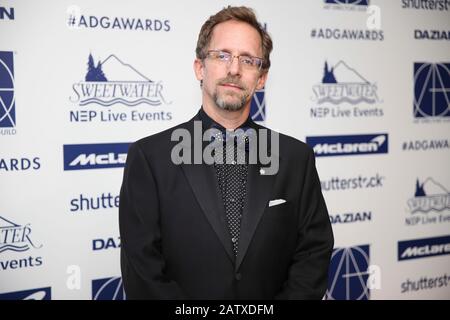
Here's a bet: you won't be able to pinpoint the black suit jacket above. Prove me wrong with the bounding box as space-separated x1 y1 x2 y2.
119 109 334 299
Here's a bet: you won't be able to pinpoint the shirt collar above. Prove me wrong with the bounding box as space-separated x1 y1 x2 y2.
196 106 255 133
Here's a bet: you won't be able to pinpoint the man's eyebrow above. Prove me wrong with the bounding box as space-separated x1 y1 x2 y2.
216 48 259 57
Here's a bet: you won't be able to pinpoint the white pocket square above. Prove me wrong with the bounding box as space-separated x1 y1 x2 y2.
268 199 286 207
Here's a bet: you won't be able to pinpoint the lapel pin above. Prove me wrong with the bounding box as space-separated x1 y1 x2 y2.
259 168 265 175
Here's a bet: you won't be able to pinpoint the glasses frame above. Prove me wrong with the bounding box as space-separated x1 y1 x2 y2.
204 50 264 71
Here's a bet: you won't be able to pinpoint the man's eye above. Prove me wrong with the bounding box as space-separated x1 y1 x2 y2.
218 53 229 60
241 57 253 65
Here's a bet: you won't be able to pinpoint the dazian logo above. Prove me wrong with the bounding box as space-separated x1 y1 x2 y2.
325 245 376 300
92 277 125 300
329 211 372 224
414 29 450 41
0 287 51 300
63 143 130 171
0 51 16 135
306 134 388 157
250 87 265 122
398 235 450 261
92 237 120 251
312 61 379 105
414 63 450 119
70 53 170 107
0 7 14 20
0 216 42 253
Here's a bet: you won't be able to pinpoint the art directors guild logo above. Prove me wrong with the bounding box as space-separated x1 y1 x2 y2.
405 178 450 226
414 63 450 122
310 60 383 119
323 0 369 11
325 245 380 300
69 53 172 123
0 51 16 135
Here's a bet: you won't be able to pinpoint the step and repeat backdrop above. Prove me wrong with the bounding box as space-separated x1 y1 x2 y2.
1 0 449 300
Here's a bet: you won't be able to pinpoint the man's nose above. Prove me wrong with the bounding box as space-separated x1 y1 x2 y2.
227 56 241 76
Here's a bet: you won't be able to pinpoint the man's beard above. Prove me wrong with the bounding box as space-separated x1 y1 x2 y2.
213 77 250 111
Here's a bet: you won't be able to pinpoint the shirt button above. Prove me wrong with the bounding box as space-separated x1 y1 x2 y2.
235 273 242 281
231 237 237 243
229 198 236 203
231 160 236 165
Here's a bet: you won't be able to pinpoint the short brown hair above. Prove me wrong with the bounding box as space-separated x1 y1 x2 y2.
196 6 273 71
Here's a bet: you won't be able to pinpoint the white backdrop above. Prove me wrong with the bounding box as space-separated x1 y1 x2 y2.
0 0 449 300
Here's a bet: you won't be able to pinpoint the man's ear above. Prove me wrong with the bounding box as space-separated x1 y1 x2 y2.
256 71 268 90
193 59 204 81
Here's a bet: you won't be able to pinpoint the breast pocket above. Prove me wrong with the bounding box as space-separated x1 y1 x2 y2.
265 200 294 218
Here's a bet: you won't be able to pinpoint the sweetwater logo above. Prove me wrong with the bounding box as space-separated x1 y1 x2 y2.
92 277 125 300
0 216 43 271
398 235 450 261
306 134 388 157
310 61 383 118
405 178 450 226
0 287 51 300
0 51 16 135
250 87 265 122
414 63 450 121
63 143 130 171
0 216 42 253
69 53 172 123
324 0 369 11
325 245 373 300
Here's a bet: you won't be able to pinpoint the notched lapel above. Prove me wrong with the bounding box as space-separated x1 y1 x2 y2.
235 163 277 271
181 162 235 263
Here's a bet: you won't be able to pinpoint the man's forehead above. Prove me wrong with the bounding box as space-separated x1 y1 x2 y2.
209 20 263 55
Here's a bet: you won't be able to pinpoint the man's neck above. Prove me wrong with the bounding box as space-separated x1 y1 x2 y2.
202 104 250 130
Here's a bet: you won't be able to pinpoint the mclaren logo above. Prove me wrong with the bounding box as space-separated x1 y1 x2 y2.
307 134 388 157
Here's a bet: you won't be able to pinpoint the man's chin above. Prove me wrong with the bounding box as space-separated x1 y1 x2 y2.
216 101 245 111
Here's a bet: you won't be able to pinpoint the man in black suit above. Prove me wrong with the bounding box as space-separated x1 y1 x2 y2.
119 6 334 299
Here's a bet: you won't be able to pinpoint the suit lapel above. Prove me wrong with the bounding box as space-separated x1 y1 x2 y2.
180 118 235 263
235 163 276 271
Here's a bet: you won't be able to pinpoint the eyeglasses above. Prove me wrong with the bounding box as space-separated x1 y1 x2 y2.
205 50 264 71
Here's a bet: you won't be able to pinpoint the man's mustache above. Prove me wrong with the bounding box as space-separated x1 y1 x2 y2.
217 77 246 90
